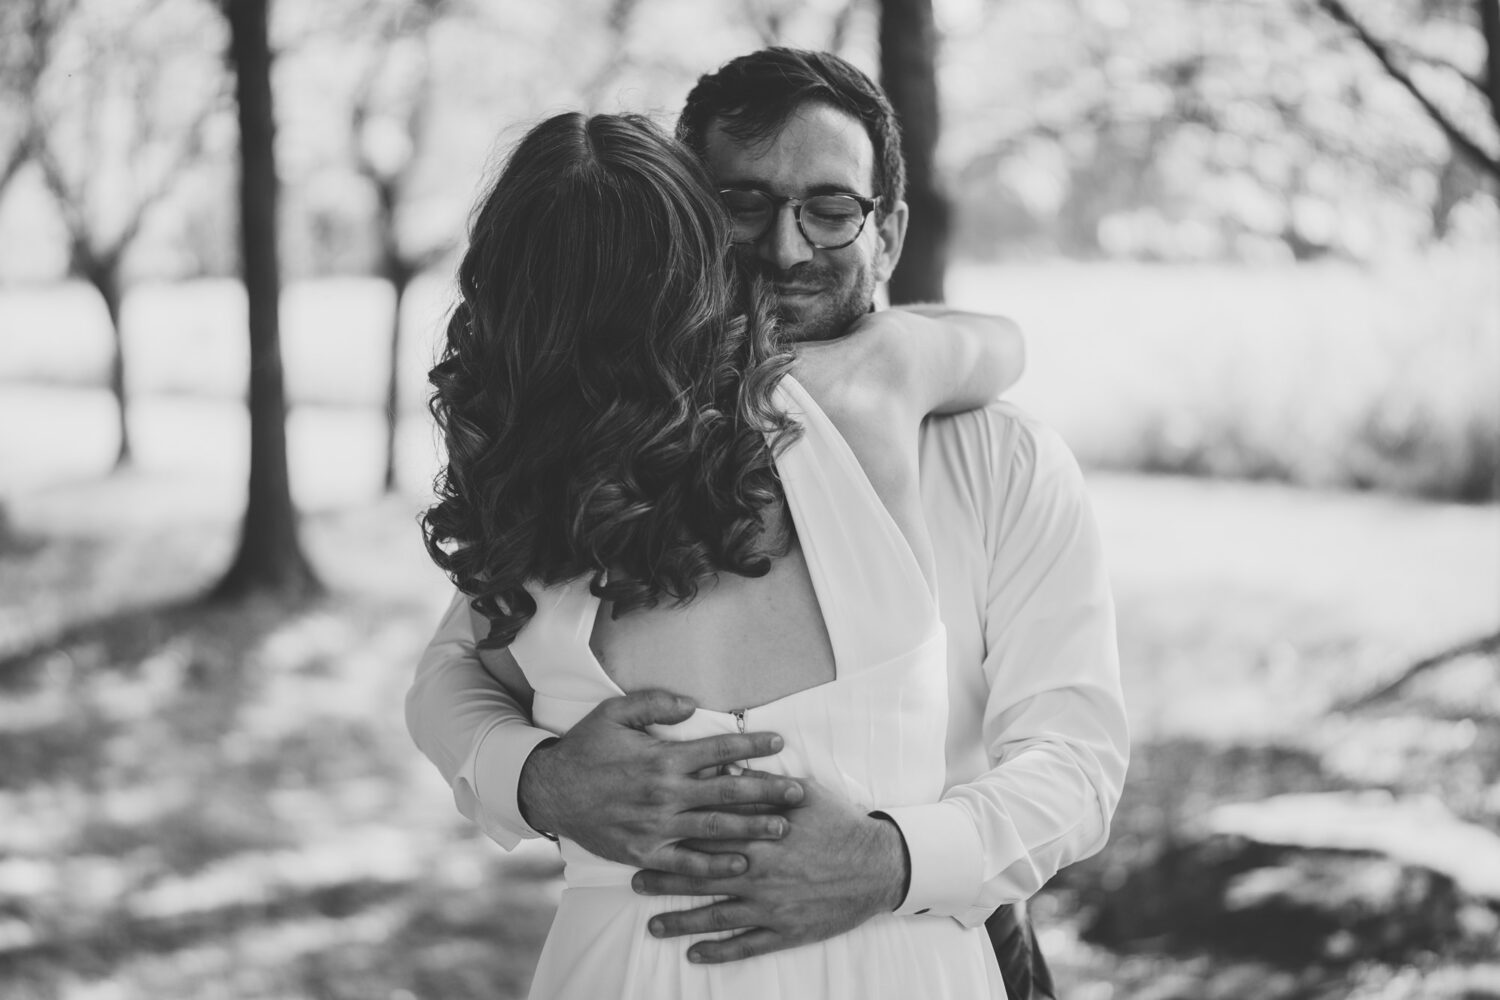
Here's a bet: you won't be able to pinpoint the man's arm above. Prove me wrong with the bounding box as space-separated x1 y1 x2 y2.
883 412 1128 925
406 590 552 848
635 408 1128 958
405 590 804 874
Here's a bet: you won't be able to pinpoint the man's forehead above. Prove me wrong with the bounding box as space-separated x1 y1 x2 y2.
702 103 876 194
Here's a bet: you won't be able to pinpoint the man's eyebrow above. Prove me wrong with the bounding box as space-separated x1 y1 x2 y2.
805 182 872 198
717 181 871 197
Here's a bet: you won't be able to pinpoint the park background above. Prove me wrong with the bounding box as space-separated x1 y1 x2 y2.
0 0 1497 997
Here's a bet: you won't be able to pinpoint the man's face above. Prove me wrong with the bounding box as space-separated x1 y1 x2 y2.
703 103 908 343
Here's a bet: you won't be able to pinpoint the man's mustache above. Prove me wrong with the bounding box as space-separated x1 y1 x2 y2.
747 260 836 289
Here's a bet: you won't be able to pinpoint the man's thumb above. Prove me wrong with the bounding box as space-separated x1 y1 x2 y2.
605 689 697 729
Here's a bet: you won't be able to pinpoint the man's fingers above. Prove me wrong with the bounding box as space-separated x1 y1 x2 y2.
648 901 761 939
674 731 786 772
734 768 806 805
632 866 742 896
643 847 748 880
673 809 787 842
686 929 786 965
678 770 804 810
600 689 696 729
675 838 752 855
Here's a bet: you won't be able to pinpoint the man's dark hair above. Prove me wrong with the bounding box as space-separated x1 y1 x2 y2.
677 47 906 220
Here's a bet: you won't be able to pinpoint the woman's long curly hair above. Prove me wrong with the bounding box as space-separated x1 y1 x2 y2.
422 112 799 649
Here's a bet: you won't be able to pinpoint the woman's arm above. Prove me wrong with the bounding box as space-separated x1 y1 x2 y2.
894 305 1025 415
795 307 1024 424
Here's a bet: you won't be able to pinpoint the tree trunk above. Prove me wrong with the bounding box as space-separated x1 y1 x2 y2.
213 0 319 601
87 262 131 469
382 269 408 494
1483 0 1499 135
879 0 949 304
377 182 406 495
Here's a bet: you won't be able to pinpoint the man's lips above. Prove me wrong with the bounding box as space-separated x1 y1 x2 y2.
773 285 821 297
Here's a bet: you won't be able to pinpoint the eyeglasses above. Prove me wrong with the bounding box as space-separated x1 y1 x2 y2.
719 189 879 250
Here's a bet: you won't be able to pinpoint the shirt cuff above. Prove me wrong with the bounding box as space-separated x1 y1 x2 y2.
454 719 557 850
881 800 987 922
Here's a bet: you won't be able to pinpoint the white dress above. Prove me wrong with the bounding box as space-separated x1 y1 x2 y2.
510 376 1005 999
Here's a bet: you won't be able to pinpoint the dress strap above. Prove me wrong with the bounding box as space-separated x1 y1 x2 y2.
509 579 614 703
772 376 940 677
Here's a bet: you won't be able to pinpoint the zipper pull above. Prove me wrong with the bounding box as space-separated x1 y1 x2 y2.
721 709 750 777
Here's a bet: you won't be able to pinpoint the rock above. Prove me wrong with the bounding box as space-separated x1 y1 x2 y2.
1086 791 1500 966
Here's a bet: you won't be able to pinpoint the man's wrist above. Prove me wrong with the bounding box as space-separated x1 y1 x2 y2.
867 811 912 912
517 737 561 840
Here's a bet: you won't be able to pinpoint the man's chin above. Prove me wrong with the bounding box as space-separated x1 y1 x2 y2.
774 298 846 343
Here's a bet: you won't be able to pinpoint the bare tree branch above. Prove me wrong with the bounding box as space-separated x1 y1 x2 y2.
1339 630 1500 710
350 18 403 184
31 134 93 255
827 0 858 54
740 0 784 46
1317 0 1500 182
111 94 224 258
0 134 30 201
1483 0 1499 130
580 0 643 107
1391 38 1488 94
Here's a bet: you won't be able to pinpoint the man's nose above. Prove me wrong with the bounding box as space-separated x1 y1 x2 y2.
756 204 814 270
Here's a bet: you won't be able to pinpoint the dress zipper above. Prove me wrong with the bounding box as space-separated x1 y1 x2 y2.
724 709 748 776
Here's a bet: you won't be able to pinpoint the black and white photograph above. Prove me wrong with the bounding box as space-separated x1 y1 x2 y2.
0 1 1496 998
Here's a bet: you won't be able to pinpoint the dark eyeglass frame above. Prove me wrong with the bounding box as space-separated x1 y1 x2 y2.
719 188 880 250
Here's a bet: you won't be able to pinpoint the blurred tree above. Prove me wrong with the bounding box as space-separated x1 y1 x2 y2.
881 0 948 302
1309 0 1500 670
1316 0 1499 186
580 0 646 107
738 0 862 54
0 2 40 202
941 0 1493 261
21 0 224 469
345 0 455 494
213 0 320 600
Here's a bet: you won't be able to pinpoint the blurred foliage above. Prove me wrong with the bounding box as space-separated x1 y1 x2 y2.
941 0 1496 260
0 0 1494 283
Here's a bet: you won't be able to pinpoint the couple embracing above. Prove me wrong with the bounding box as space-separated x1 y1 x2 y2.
408 47 1128 999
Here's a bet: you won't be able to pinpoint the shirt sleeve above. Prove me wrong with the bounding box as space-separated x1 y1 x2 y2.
405 588 556 849
885 411 1129 925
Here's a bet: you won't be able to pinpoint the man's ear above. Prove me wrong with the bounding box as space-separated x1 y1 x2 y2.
871 200 908 284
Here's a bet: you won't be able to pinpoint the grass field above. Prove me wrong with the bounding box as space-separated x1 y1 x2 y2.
946 251 1500 501
1 251 1496 500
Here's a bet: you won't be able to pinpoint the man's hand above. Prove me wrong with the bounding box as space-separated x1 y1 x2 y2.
518 690 805 877
630 777 910 964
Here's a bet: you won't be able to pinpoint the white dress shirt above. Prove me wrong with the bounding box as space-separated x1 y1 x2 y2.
406 401 1128 928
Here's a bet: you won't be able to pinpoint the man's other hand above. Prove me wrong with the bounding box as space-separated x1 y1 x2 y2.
518 690 805 877
630 777 909 964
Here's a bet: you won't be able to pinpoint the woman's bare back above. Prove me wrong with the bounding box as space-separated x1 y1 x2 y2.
589 335 935 713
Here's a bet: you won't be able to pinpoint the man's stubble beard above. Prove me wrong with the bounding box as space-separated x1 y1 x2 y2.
755 260 877 344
